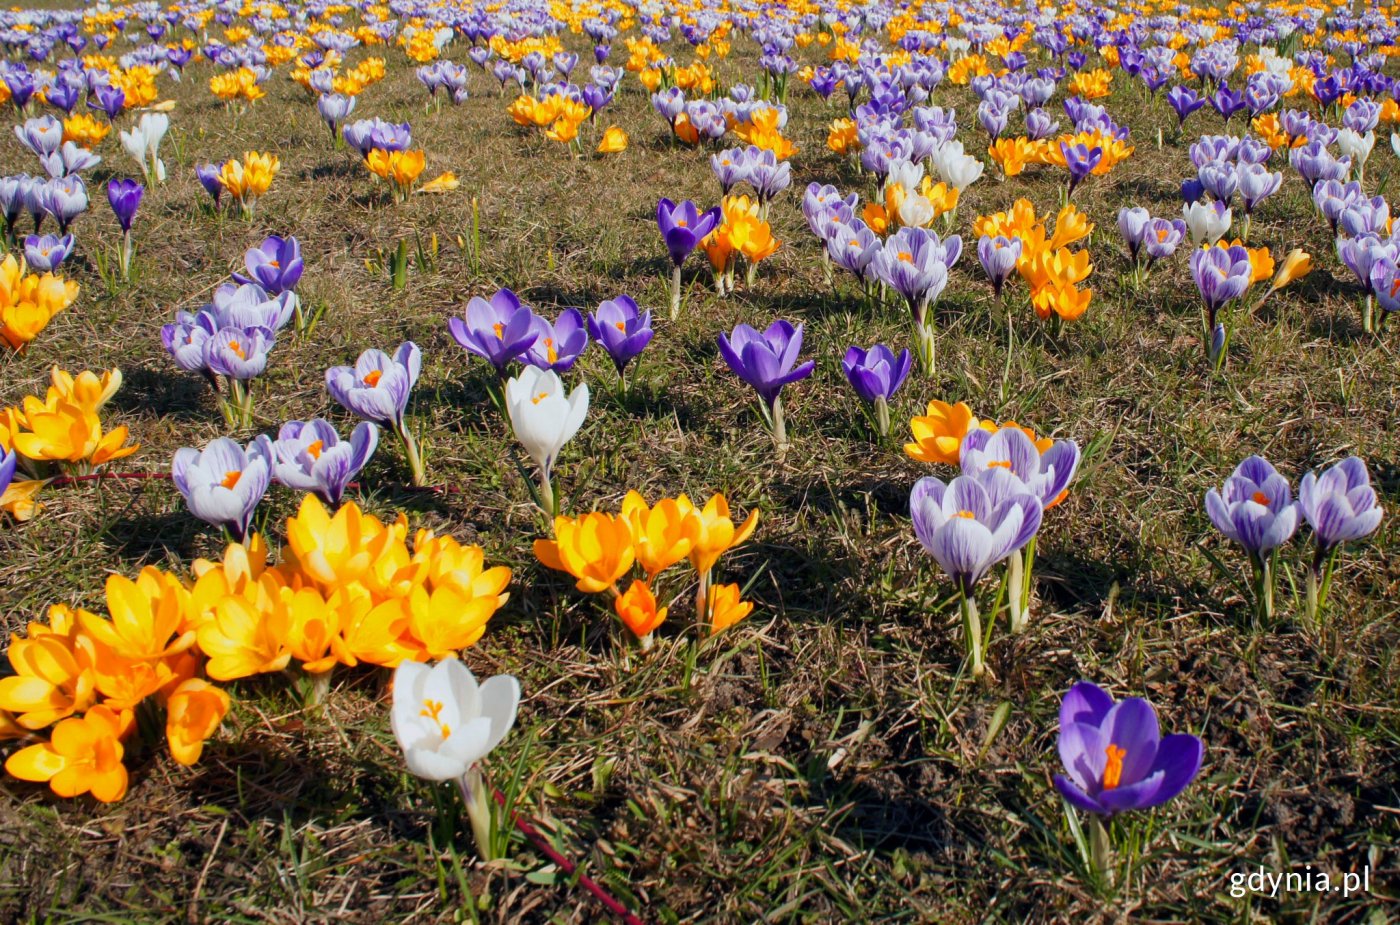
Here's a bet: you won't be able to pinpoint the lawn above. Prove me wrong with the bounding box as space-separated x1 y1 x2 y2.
0 4 1398 922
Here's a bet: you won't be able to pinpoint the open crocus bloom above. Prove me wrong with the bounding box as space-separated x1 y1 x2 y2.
390 658 519 781
1053 681 1203 817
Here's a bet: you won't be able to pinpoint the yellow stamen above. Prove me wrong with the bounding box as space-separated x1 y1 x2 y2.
220 470 242 489
1103 744 1126 790
306 440 323 460
954 510 976 519
363 369 383 387
1251 490 1270 505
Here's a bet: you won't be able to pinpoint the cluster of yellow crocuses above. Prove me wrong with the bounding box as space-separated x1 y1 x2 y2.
973 199 1095 322
534 491 758 649
0 255 82 352
217 150 280 218
0 367 139 520
509 91 593 146
703 195 781 293
0 493 512 802
365 150 460 201
209 66 266 105
61 113 111 149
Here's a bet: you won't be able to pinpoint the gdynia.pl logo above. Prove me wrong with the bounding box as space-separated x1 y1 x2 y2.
1230 865 1372 899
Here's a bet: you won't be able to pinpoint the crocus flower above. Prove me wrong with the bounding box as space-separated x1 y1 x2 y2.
717 320 815 452
524 308 589 373
195 163 223 205
391 657 519 861
841 344 912 436
504 365 588 516
106 179 142 232
23 232 74 271
316 93 356 140
1060 141 1102 194
232 235 303 294
1166 85 1206 126
269 419 379 507
872 226 959 375
1182 200 1231 246
1205 455 1300 623
448 288 538 378
1054 681 1203 820
171 436 273 540
325 342 424 485
978 234 1022 296
657 197 720 319
0 448 14 501
1297 456 1383 624
587 294 652 387
1189 244 1252 365
910 473 1042 676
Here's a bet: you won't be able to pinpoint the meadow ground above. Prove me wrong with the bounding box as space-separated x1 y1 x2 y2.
1 31 1398 925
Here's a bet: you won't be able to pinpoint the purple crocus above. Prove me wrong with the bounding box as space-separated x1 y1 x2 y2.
1298 454 1383 550
106 177 142 231
1205 455 1300 622
232 235 303 294
326 342 421 430
270 419 379 507
871 226 959 375
1054 681 1203 817
23 232 73 271
1298 456 1383 623
717 320 815 452
524 307 589 373
325 341 425 486
205 326 275 381
0 447 14 501
448 288 539 377
909 473 1042 676
657 198 721 319
1060 141 1102 194
1189 244 1253 364
978 235 1022 296
587 294 652 384
195 163 223 205
1166 85 1206 126
171 436 274 540
841 344 911 436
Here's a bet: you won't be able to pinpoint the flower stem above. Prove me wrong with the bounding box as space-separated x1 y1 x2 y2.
536 468 556 517
1088 814 1112 887
959 589 985 678
1006 548 1025 635
769 394 789 457
669 264 682 321
397 422 426 487
873 395 890 438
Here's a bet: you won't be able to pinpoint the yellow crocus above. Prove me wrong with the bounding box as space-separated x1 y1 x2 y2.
165 678 230 766
11 397 138 469
0 631 98 729
615 579 666 641
5 704 130 802
78 568 197 663
195 584 294 681
596 125 628 154
680 493 758 578
708 583 754 635
534 511 635 593
904 400 987 466
284 494 406 591
621 491 696 578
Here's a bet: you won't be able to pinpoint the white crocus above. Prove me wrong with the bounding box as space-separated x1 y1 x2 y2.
391 658 520 860
1183 200 1231 246
119 113 168 185
1337 128 1375 180
932 141 984 191
505 366 588 516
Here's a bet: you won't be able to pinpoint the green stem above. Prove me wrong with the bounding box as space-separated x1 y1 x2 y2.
1088 814 1112 887
1006 549 1025 635
960 589 985 678
398 422 426 487
669 264 682 320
